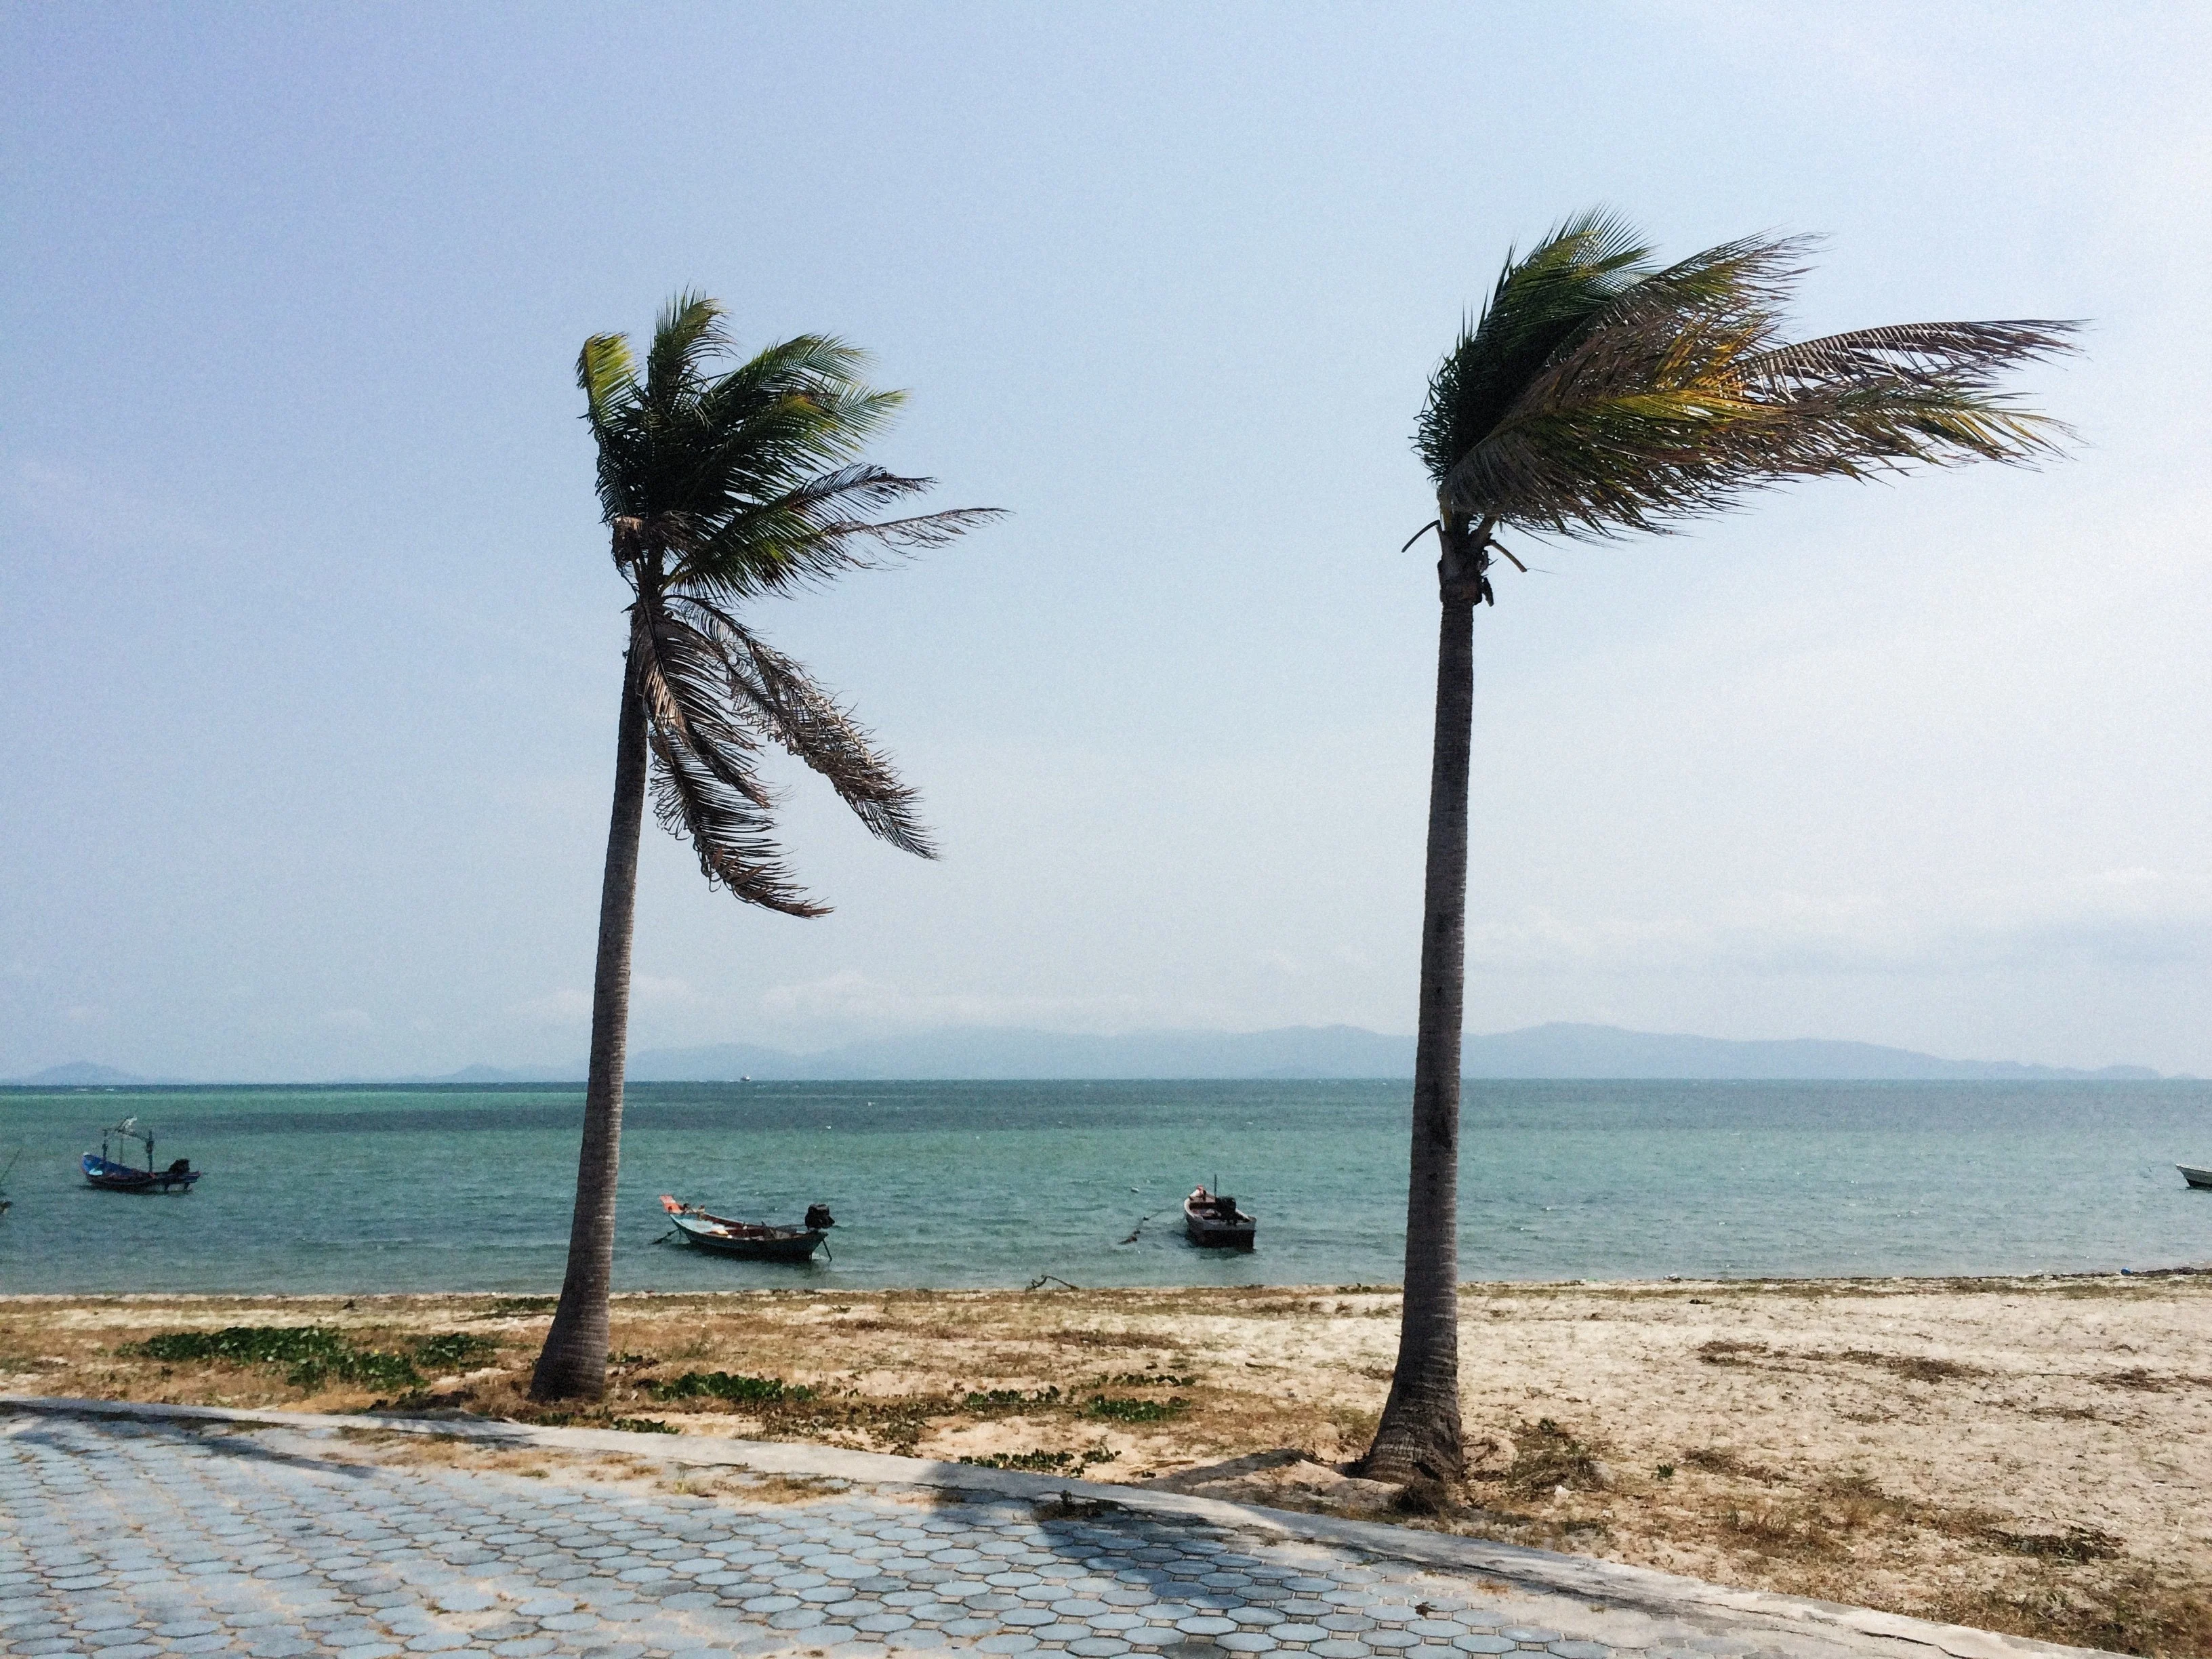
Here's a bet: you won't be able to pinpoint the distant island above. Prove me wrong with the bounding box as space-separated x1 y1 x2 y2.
8 1022 2168 1086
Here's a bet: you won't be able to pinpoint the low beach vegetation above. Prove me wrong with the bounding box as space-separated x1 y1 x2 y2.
1366 213 2076 1486
960 1385 1060 1410
125 1324 496 1393
1082 1393 1187 1422
643 1369 815 1405
959 1440 1119 1475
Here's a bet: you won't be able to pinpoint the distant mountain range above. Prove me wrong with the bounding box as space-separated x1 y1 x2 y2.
593 1023 2166 1082
3 1061 172 1087
9 1022 2165 1086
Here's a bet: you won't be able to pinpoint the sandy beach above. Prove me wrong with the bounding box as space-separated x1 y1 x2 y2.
5 1273 2207 1654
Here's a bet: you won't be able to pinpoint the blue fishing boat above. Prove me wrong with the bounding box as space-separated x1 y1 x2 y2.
82 1117 201 1193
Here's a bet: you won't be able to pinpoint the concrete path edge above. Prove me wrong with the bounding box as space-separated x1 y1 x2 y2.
0 1393 2110 1659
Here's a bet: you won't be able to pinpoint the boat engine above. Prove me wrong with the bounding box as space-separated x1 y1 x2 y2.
804 1203 836 1231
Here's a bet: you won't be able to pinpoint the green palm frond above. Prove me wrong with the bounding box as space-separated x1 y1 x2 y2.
577 333 638 432
644 291 728 412
1419 216 2079 539
683 466 1000 600
583 293 997 914
1413 210 1656 484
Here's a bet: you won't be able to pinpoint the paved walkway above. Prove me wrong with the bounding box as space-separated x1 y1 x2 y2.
0 1404 2093 1659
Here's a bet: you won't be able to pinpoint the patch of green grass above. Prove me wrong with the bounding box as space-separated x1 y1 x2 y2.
960 1439 1119 1475
644 1371 815 1404
961 1386 1061 1412
127 1326 412 1391
133 1326 350 1369
1099 1372 1196 1388
123 1326 501 1393
412 1332 499 1371
961 1448 1082 1471
1082 1394 1187 1422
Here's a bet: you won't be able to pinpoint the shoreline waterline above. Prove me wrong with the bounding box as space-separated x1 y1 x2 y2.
7 1259 2211 1309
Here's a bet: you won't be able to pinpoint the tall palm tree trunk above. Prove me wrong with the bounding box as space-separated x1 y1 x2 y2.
1361 521 1480 1483
531 645 649 1402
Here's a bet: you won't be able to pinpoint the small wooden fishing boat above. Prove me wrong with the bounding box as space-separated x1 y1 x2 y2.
1184 1185 1256 1250
659 1195 832 1261
2179 1164 2212 1190
81 1118 200 1193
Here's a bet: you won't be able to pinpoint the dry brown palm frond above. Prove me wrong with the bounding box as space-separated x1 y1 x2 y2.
671 596 935 857
626 587 936 919
645 720 823 918
630 602 772 804
1736 319 2077 393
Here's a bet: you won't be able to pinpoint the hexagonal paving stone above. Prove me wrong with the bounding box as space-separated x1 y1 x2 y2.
0 1410 1868 1659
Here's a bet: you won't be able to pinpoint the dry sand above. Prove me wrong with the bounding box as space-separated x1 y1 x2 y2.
4 1274 2207 1655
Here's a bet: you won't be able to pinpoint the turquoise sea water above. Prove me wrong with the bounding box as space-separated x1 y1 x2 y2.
1 1080 2207 1294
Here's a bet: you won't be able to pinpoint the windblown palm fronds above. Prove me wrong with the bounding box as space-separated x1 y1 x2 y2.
586 293 1001 915
1418 214 2078 541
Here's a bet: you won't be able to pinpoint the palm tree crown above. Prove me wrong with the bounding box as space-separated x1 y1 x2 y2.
580 293 998 915
1416 210 2076 543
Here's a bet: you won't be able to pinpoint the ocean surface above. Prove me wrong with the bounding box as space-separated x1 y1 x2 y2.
1 1080 2207 1295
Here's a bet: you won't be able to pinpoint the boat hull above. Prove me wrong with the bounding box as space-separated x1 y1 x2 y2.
81 1154 200 1193
2180 1164 2212 1190
669 1213 827 1262
1183 1200 1256 1250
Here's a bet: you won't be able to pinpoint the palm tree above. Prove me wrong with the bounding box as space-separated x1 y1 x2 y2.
529 294 999 1402
1359 214 2076 1484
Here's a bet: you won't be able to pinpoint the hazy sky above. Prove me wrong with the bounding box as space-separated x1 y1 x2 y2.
5 3 2208 1080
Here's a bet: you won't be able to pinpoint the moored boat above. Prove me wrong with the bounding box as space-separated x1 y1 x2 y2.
659 1194 833 1261
81 1118 200 1193
1184 1185 1256 1250
2179 1164 2212 1190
